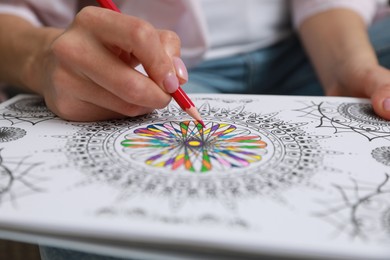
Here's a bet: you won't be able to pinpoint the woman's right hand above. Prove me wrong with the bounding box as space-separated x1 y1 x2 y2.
24 6 187 121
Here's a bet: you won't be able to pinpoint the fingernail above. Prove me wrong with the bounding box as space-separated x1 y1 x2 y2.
173 57 188 82
163 71 179 93
384 98 390 111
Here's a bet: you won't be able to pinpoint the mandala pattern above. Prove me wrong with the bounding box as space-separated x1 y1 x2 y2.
0 149 43 204
1 96 56 125
384 208 390 235
296 101 390 141
314 173 390 242
65 100 334 207
96 207 250 229
0 127 26 142
372 147 390 166
121 121 267 173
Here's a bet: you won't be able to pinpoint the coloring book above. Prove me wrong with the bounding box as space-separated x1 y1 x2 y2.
0 94 389 259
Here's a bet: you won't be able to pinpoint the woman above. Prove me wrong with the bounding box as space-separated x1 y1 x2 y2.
0 1 389 259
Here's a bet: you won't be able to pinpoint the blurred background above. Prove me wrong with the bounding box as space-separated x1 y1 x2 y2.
0 239 40 260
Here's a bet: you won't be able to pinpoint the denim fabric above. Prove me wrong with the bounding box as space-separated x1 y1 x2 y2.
39 16 390 260
40 247 130 260
185 34 324 96
370 16 390 68
185 16 390 96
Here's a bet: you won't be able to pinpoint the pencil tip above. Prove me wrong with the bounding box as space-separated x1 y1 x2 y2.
198 120 206 128
184 106 205 128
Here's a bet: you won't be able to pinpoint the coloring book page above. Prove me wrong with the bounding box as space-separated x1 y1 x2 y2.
0 94 389 259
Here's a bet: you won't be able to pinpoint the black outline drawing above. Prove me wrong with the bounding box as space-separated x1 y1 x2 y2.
314 173 390 242
1 95 390 251
295 101 390 141
95 207 251 230
0 96 57 125
0 127 26 142
372 146 390 166
64 100 336 209
0 148 44 206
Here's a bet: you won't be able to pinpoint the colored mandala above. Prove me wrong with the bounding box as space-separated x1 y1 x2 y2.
65 100 333 207
121 121 267 173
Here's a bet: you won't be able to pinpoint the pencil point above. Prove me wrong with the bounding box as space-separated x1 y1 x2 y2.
198 120 206 128
183 106 205 128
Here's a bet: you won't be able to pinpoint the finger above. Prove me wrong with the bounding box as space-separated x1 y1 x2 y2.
53 100 128 122
371 84 390 121
158 30 181 58
119 52 140 68
81 48 172 109
52 30 172 109
360 66 390 121
173 57 188 85
74 6 181 93
45 86 126 122
107 45 140 68
158 30 188 84
76 80 155 118
46 65 154 121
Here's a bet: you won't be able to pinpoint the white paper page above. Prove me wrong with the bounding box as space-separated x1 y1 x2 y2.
0 94 389 259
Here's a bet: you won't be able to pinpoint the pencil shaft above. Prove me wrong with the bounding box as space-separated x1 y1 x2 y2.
96 0 121 12
170 87 194 110
95 0 204 125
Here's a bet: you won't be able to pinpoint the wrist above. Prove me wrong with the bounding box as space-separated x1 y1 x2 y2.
326 52 378 86
21 27 63 95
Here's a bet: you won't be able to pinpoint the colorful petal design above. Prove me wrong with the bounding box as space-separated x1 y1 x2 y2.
121 121 267 173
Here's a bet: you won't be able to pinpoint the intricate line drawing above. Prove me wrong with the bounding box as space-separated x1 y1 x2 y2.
0 127 26 142
314 173 390 242
372 146 390 166
295 101 390 141
0 97 57 125
64 101 336 208
95 207 251 229
121 121 267 173
0 148 44 206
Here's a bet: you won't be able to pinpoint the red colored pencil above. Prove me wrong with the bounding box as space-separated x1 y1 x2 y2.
95 0 205 128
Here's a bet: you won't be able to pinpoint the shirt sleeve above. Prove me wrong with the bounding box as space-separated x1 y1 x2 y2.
0 3 41 26
0 1 77 27
291 0 378 29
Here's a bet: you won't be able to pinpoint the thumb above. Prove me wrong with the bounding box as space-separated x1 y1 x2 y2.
158 30 188 85
371 83 390 121
367 67 390 120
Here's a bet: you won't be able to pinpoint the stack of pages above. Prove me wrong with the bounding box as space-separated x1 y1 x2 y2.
0 94 389 260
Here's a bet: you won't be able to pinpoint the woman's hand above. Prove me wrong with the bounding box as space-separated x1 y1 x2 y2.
298 8 390 120
4 6 187 121
323 60 390 120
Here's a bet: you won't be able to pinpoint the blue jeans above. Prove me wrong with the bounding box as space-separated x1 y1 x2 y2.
185 35 323 96
39 16 390 260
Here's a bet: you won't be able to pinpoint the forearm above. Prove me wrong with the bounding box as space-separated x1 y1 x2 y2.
0 15 61 94
298 9 378 95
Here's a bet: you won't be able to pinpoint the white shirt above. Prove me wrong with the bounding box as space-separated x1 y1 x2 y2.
0 0 381 67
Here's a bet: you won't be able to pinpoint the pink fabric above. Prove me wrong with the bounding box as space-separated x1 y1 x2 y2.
0 0 383 64
0 0 207 66
0 0 382 28
0 0 77 27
